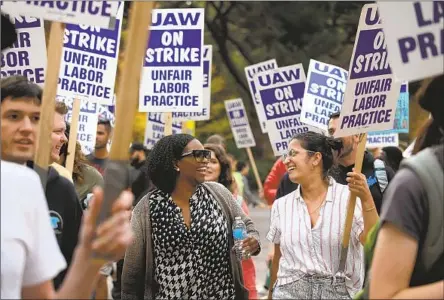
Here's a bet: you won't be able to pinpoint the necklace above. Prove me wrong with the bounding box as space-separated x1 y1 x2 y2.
308 198 326 215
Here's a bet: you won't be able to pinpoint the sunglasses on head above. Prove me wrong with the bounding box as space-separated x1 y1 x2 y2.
181 149 211 162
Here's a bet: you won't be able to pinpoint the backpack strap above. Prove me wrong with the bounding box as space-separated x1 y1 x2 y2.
399 146 444 271
373 159 388 193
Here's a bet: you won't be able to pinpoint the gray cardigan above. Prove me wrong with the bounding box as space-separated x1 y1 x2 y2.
121 182 261 300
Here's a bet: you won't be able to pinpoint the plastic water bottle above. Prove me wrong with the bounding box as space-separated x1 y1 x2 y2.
232 216 247 261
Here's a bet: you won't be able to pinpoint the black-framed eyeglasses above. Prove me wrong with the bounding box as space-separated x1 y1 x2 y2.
181 150 211 162
281 148 316 162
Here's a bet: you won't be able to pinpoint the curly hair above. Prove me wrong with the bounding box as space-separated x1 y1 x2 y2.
204 143 233 190
147 134 195 194
59 123 90 184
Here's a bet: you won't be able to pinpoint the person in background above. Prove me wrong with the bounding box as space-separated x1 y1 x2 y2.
369 75 444 299
128 142 155 205
268 131 378 299
236 161 266 208
111 142 155 300
380 146 404 173
204 144 259 300
0 76 82 289
87 118 112 175
412 117 442 155
263 159 287 206
328 112 395 214
367 148 382 160
122 134 260 300
58 123 104 208
206 134 227 150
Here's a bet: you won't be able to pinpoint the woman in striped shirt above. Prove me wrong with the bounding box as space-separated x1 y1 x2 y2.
267 131 379 299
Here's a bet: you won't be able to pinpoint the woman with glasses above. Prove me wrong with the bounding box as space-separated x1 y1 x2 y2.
204 143 258 300
121 134 261 300
267 131 379 299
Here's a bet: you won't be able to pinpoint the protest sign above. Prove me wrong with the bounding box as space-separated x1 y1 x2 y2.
139 8 205 113
173 45 212 121
0 15 46 85
1 1 119 29
381 82 409 134
255 64 318 156
224 98 256 149
378 2 444 82
334 4 402 138
301 59 348 131
366 132 399 148
144 113 182 149
32 22 65 188
57 2 123 105
63 98 99 155
245 59 278 133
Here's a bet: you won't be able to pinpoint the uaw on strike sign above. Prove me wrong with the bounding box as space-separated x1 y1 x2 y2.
139 8 205 113
334 4 401 138
57 2 123 105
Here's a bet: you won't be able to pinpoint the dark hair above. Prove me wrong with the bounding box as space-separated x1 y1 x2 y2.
98 119 112 133
59 123 90 183
206 134 226 147
329 111 340 120
381 146 403 172
419 75 444 130
1 75 42 104
290 131 342 179
204 143 233 190
236 161 248 172
147 134 195 194
412 118 443 155
55 101 68 115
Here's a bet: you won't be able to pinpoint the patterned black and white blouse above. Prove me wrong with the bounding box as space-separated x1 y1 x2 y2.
149 185 236 300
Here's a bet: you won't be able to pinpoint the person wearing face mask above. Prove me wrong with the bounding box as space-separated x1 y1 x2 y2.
204 143 258 300
268 131 378 299
328 112 395 213
0 76 83 289
122 134 261 300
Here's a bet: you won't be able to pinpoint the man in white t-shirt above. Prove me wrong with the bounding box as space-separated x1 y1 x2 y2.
1 160 134 299
1 161 66 299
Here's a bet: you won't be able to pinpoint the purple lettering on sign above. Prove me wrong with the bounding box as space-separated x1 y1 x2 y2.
259 82 305 121
144 29 202 67
364 5 381 26
0 67 45 84
63 19 120 58
203 60 210 88
306 72 345 105
350 29 392 79
10 16 41 29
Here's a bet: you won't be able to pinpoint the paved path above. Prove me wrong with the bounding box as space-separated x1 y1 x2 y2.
248 206 272 290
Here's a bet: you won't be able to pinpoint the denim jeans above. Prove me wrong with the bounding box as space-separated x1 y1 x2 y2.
272 275 351 299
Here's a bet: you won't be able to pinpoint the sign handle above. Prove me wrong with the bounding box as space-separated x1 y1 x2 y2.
246 147 263 192
164 112 173 136
93 0 155 248
65 98 81 174
339 133 367 270
33 22 65 188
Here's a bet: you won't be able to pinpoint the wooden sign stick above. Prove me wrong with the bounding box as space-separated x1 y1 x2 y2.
338 133 368 270
94 1 155 233
246 147 264 192
65 98 81 174
164 112 173 136
33 22 65 188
